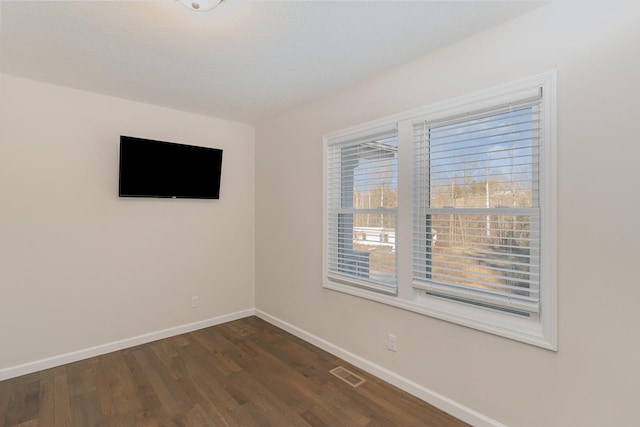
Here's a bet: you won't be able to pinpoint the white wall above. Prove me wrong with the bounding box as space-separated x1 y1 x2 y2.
0 75 255 371
255 2 640 426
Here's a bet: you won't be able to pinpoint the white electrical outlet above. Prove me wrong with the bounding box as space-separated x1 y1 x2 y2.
387 334 397 352
191 296 199 308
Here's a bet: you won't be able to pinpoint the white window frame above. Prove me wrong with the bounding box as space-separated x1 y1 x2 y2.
323 71 557 350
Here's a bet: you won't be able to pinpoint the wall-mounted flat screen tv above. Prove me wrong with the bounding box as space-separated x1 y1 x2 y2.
119 136 223 199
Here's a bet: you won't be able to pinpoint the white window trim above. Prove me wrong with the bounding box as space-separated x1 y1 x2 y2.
323 71 557 350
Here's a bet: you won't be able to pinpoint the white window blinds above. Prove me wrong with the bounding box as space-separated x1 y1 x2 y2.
327 130 398 292
413 91 543 314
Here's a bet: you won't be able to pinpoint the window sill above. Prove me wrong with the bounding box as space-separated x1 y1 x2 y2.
323 279 556 351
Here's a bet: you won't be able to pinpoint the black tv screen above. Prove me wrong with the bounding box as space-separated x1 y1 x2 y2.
119 136 223 199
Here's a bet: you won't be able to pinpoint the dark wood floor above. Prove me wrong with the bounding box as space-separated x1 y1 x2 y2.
0 316 467 427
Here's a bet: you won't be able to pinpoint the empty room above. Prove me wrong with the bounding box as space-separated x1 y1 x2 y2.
1 1 639 426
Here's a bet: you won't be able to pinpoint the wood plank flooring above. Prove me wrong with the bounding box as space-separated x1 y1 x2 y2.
0 316 468 427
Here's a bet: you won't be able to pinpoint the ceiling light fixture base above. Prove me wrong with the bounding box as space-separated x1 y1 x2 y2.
176 0 223 12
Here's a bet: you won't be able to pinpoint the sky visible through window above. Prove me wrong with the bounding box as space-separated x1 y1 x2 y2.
352 136 398 198
429 107 537 209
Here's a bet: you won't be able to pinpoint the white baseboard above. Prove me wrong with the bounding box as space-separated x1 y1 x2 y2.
0 308 255 381
255 309 504 427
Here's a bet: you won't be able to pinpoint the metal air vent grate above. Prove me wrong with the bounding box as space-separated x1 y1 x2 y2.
329 366 366 387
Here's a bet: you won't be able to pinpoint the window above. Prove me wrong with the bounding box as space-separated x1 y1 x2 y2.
324 72 556 349
326 129 399 294
413 93 542 315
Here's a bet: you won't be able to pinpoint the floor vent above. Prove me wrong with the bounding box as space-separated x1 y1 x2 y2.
329 366 366 387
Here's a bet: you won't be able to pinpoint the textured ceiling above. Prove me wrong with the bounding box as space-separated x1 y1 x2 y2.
0 1 545 124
